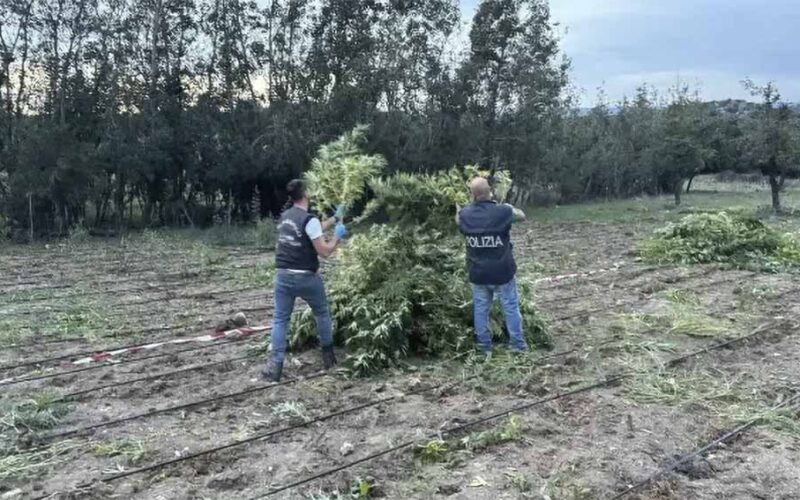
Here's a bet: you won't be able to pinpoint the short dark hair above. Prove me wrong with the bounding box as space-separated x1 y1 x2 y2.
286 179 307 201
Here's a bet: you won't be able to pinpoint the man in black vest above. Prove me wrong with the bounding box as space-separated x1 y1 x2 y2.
456 177 528 354
262 179 348 382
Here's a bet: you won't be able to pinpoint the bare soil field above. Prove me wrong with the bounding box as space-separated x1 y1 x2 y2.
1 209 799 500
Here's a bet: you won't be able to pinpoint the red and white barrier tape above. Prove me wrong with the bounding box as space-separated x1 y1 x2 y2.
533 262 625 285
60 325 270 368
0 325 269 385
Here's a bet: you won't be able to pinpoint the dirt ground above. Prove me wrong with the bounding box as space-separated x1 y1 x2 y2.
1 216 798 500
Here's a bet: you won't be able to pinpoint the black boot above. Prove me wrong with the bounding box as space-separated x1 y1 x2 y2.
322 345 337 370
261 360 283 382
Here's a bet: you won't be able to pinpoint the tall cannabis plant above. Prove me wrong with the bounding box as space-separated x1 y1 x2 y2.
304 125 387 214
290 128 548 376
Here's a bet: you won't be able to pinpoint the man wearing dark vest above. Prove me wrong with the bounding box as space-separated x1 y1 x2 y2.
262 179 347 382
456 177 528 354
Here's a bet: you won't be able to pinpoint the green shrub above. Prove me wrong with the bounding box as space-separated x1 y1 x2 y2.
639 211 800 271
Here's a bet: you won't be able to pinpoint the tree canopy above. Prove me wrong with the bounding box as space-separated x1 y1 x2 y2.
0 0 798 239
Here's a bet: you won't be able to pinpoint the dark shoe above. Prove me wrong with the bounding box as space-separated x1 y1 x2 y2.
261 361 283 382
322 345 337 370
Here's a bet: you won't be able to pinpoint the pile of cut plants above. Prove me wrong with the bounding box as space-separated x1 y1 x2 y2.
639 211 800 271
289 126 549 376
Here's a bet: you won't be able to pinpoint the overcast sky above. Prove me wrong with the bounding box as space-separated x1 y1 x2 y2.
461 0 800 104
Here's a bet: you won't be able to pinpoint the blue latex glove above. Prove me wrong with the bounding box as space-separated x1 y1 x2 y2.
334 205 345 220
334 223 347 239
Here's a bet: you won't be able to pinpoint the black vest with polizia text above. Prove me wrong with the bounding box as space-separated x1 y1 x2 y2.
275 206 319 273
458 201 516 285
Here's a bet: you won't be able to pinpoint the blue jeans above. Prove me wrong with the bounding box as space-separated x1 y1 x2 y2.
270 270 333 365
471 278 527 353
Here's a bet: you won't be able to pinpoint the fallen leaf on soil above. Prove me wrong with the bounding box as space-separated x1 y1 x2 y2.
469 476 489 487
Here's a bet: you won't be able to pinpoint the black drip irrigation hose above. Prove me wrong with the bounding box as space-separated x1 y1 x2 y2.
553 278 752 322
255 375 626 498
247 320 788 498
3 269 770 393
552 271 760 322
48 347 578 443
0 257 263 299
0 336 256 387
2 263 734 367
0 323 268 372
5 284 268 317
664 321 778 368
1 273 211 303
4 295 269 351
43 371 330 443
533 265 685 307
111 322 788 488
35 320 788 498
94 376 466 484
537 265 723 310
60 352 262 400
609 391 800 500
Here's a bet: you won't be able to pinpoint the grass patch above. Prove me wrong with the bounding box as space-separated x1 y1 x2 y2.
539 469 594 500
614 301 731 339
459 349 550 393
623 367 741 407
0 391 71 435
663 288 700 306
0 440 80 482
721 401 800 439
271 401 311 423
529 177 800 225
625 366 800 441
733 283 779 311
4 287 64 304
459 415 526 452
91 438 149 465
349 478 376 499
504 470 533 493
414 439 449 464
618 337 678 356
0 294 119 345
0 392 73 481
224 261 276 287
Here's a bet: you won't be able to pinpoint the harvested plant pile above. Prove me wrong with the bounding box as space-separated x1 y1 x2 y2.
291 130 548 375
639 211 800 270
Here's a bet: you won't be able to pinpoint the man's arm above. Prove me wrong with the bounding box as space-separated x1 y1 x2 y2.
307 218 341 258
321 205 344 231
321 216 336 232
312 235 340 258
455 204 461 225
505 204 526 223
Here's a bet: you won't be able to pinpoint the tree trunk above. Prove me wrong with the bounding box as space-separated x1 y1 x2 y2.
673 179 683 206
28 193 34 242
769 175 782 213
685 174 696 193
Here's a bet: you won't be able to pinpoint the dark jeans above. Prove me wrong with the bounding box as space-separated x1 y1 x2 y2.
270 270 333 364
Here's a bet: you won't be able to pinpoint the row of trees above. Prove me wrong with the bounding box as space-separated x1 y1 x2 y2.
0 0 798 238
559 82 800 210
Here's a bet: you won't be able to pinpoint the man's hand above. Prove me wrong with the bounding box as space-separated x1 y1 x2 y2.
505 204 526 223
334 205 345 221
334 222 347 239
313 222 347 258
